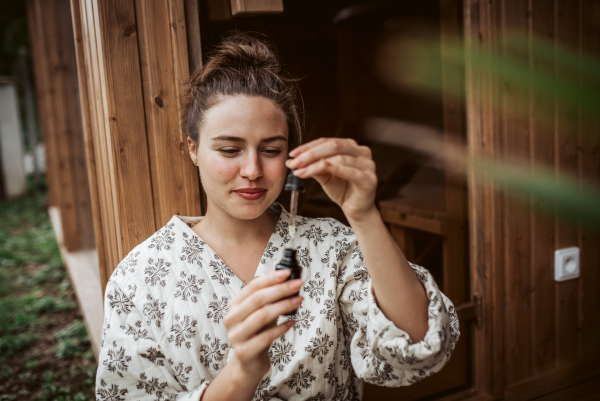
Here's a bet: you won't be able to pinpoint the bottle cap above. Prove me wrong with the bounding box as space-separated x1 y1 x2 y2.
281 248 297 265
284 169 305 192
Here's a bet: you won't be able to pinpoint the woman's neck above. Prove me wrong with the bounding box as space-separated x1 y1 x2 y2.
195 204 278 246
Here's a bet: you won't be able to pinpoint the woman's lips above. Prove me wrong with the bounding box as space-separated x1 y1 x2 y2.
233 188 267 200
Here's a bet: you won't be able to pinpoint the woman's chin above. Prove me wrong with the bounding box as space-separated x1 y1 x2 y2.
229 198 272 220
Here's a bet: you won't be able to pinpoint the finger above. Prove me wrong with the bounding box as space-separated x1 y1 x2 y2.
227 296 303 344
234 320 295 363
295 155 375 177
288 137 328 157
288 139 371 169
225 278 303 327
294 158 377 189
228 269 291 310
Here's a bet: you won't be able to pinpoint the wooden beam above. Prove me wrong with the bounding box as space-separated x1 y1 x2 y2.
230 0 283 17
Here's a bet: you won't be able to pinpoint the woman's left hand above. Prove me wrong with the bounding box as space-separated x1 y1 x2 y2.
286 137 378 222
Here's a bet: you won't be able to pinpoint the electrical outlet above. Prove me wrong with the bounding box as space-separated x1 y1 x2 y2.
554 247 580 282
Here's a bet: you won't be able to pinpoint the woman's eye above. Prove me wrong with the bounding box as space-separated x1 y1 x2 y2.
263 148 282 156
219 149 239 156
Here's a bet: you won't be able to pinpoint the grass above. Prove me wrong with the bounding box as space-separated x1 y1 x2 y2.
0 182 96 400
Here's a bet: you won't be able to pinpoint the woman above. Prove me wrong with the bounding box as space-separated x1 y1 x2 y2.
96 33 459 401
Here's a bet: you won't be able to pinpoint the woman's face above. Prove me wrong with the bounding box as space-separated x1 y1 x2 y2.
189 95 289 220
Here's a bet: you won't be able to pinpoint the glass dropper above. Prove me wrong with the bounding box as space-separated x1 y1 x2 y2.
284 169 305 243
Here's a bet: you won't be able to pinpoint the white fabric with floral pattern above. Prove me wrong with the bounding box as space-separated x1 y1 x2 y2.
95 203 460 401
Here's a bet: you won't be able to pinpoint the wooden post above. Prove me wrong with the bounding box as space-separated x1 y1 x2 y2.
71 0 202 291
26 0 95 251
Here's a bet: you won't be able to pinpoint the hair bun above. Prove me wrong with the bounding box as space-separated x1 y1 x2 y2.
183 31 302 149
206 32 281 78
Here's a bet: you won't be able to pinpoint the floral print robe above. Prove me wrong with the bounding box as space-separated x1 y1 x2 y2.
96 203 460 401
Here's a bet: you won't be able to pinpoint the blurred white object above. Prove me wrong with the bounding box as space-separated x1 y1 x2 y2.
554 247 580 282
23 143 46 174
0 77 27 199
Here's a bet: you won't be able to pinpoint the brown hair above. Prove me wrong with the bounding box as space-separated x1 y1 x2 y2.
183 32 302 149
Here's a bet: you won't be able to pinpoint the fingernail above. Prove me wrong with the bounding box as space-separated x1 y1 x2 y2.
289 279 303 290
277 269 291 279
291 296 303 306
293 168 306 177
286 320 295 327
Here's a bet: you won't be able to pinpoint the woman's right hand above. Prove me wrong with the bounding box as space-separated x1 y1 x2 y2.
223 269 304 378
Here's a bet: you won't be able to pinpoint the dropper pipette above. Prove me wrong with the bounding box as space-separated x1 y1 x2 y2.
289 189 298 240
284 169 305 243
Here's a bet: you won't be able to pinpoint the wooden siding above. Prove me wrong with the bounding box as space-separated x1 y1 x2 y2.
465 0 600 398
71 0 202 290
26 0 95 251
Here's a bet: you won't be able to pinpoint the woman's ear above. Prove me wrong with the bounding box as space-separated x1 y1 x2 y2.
187 137 198 166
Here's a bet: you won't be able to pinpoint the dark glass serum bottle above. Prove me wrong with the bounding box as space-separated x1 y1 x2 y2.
275 249 303 316
275 169 305 316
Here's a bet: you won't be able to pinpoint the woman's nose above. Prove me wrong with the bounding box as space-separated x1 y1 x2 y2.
240 152 263 180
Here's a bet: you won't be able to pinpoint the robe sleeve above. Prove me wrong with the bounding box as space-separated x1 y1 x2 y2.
334 233 460 387
95 277 209 401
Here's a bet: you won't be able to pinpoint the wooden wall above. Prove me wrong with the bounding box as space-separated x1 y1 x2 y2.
71 0 202 290
465 0 600 398
26 0 95 251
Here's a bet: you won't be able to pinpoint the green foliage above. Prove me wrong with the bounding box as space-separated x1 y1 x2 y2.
0 333 38 360
378 30 600 229
0 191 63 271
54 320 90 360
384 32 600 119
0 189 95 400
0 293 74 361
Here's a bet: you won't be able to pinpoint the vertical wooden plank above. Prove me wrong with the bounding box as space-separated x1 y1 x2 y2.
98 0 157 266
43 0 81 251
483 0 505 397
135 0 202 229
184 0 202 73
70 0 107 280
167 0 203 218
554 0 581 370
464 0 489 396
500 0 533 385
579 0 600 363
529 0 557 376
79 0 122 281
56 0 96 250
135 0 177 229
464 0 505 397
26 1 54 205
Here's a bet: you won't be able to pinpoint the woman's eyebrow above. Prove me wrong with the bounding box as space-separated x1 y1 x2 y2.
261 135 287 143
211 135 245 142
210 135 287 143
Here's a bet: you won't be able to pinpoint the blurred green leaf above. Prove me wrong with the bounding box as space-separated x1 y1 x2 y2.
470 157 600 229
